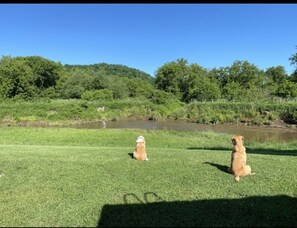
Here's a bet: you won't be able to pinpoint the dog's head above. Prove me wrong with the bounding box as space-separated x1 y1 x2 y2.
136 135 145 143
232 135 244 145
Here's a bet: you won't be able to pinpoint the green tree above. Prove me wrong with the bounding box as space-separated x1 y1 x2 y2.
155 58 189 98
265 66 288 84
155 59 222 102
126 77 155 99
106 76 130 99
290 71 297 83
225 60 266 87
214 60 268 101
0 56 65 100
149 89 178 105
59 72 101 99
244 84 270 101
222 81 244 101
181 64 221 102
289 46 297 83
289 45 297 68
17 56 64 89
0 56 36 100
209 67 230 88
273 80 297 98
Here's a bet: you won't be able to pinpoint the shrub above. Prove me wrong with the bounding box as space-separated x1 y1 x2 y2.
82 89 113 101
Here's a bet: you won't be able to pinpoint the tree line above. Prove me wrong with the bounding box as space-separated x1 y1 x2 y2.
0 47 297 104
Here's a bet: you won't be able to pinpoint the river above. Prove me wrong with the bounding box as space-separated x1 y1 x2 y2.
72 120 297 143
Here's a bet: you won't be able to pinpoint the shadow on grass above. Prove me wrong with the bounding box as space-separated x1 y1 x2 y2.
97 194 297 227
123 192 165 204
187 147 297 156
247 147 297 156
203 162 230 174
128 153 134 159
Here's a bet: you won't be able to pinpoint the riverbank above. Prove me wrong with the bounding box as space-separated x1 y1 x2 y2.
0 99 297 129
2 117 296 131
1 119 296 143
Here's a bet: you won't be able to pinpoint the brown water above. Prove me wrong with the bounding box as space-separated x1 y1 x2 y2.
73 120 297 143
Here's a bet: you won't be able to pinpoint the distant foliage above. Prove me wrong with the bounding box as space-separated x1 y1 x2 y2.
1 47 297 103
0 56 64 100
64 63 154 84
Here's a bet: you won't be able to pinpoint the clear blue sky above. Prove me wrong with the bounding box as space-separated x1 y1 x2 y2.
1 3 296 76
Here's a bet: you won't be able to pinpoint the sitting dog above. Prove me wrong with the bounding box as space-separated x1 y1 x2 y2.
133 135 148 161
229 135 255 182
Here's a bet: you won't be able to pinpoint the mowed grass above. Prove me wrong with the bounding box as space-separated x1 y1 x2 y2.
0 127 296 227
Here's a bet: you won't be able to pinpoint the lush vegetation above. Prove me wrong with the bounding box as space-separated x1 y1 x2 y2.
0 47 297 126
1 46 297 103
1 99 297 127
0 128 296 227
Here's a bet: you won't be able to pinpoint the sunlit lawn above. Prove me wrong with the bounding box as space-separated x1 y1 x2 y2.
0 127 296 227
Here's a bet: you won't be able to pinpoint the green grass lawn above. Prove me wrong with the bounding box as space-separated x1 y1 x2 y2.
0 127 296 227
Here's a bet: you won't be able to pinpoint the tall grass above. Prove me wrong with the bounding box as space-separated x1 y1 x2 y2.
1 99 297 126
0 127 296 227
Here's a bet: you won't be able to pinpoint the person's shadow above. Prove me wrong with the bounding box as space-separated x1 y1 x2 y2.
97 194 297 227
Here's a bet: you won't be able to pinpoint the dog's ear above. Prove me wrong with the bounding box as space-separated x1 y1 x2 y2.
241 135 244 141
231 137 236 145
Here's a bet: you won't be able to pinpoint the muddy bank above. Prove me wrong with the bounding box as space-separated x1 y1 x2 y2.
2 119 296 143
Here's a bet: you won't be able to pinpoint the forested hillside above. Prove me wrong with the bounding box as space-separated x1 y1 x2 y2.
0 47 297 103
64 63 154 83
0 49 297 126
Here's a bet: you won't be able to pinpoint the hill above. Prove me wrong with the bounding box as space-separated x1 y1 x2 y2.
64 62 154 84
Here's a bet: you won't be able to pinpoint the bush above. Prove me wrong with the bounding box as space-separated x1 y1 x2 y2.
82 89 113 101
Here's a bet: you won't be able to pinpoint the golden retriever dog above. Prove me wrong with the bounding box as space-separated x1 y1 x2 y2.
133 135 148 161
229 135 255 182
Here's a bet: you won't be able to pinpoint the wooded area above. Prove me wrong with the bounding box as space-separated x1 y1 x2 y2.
0 47 297 104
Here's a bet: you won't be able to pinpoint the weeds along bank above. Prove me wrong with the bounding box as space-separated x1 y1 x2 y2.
0 99 296 126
